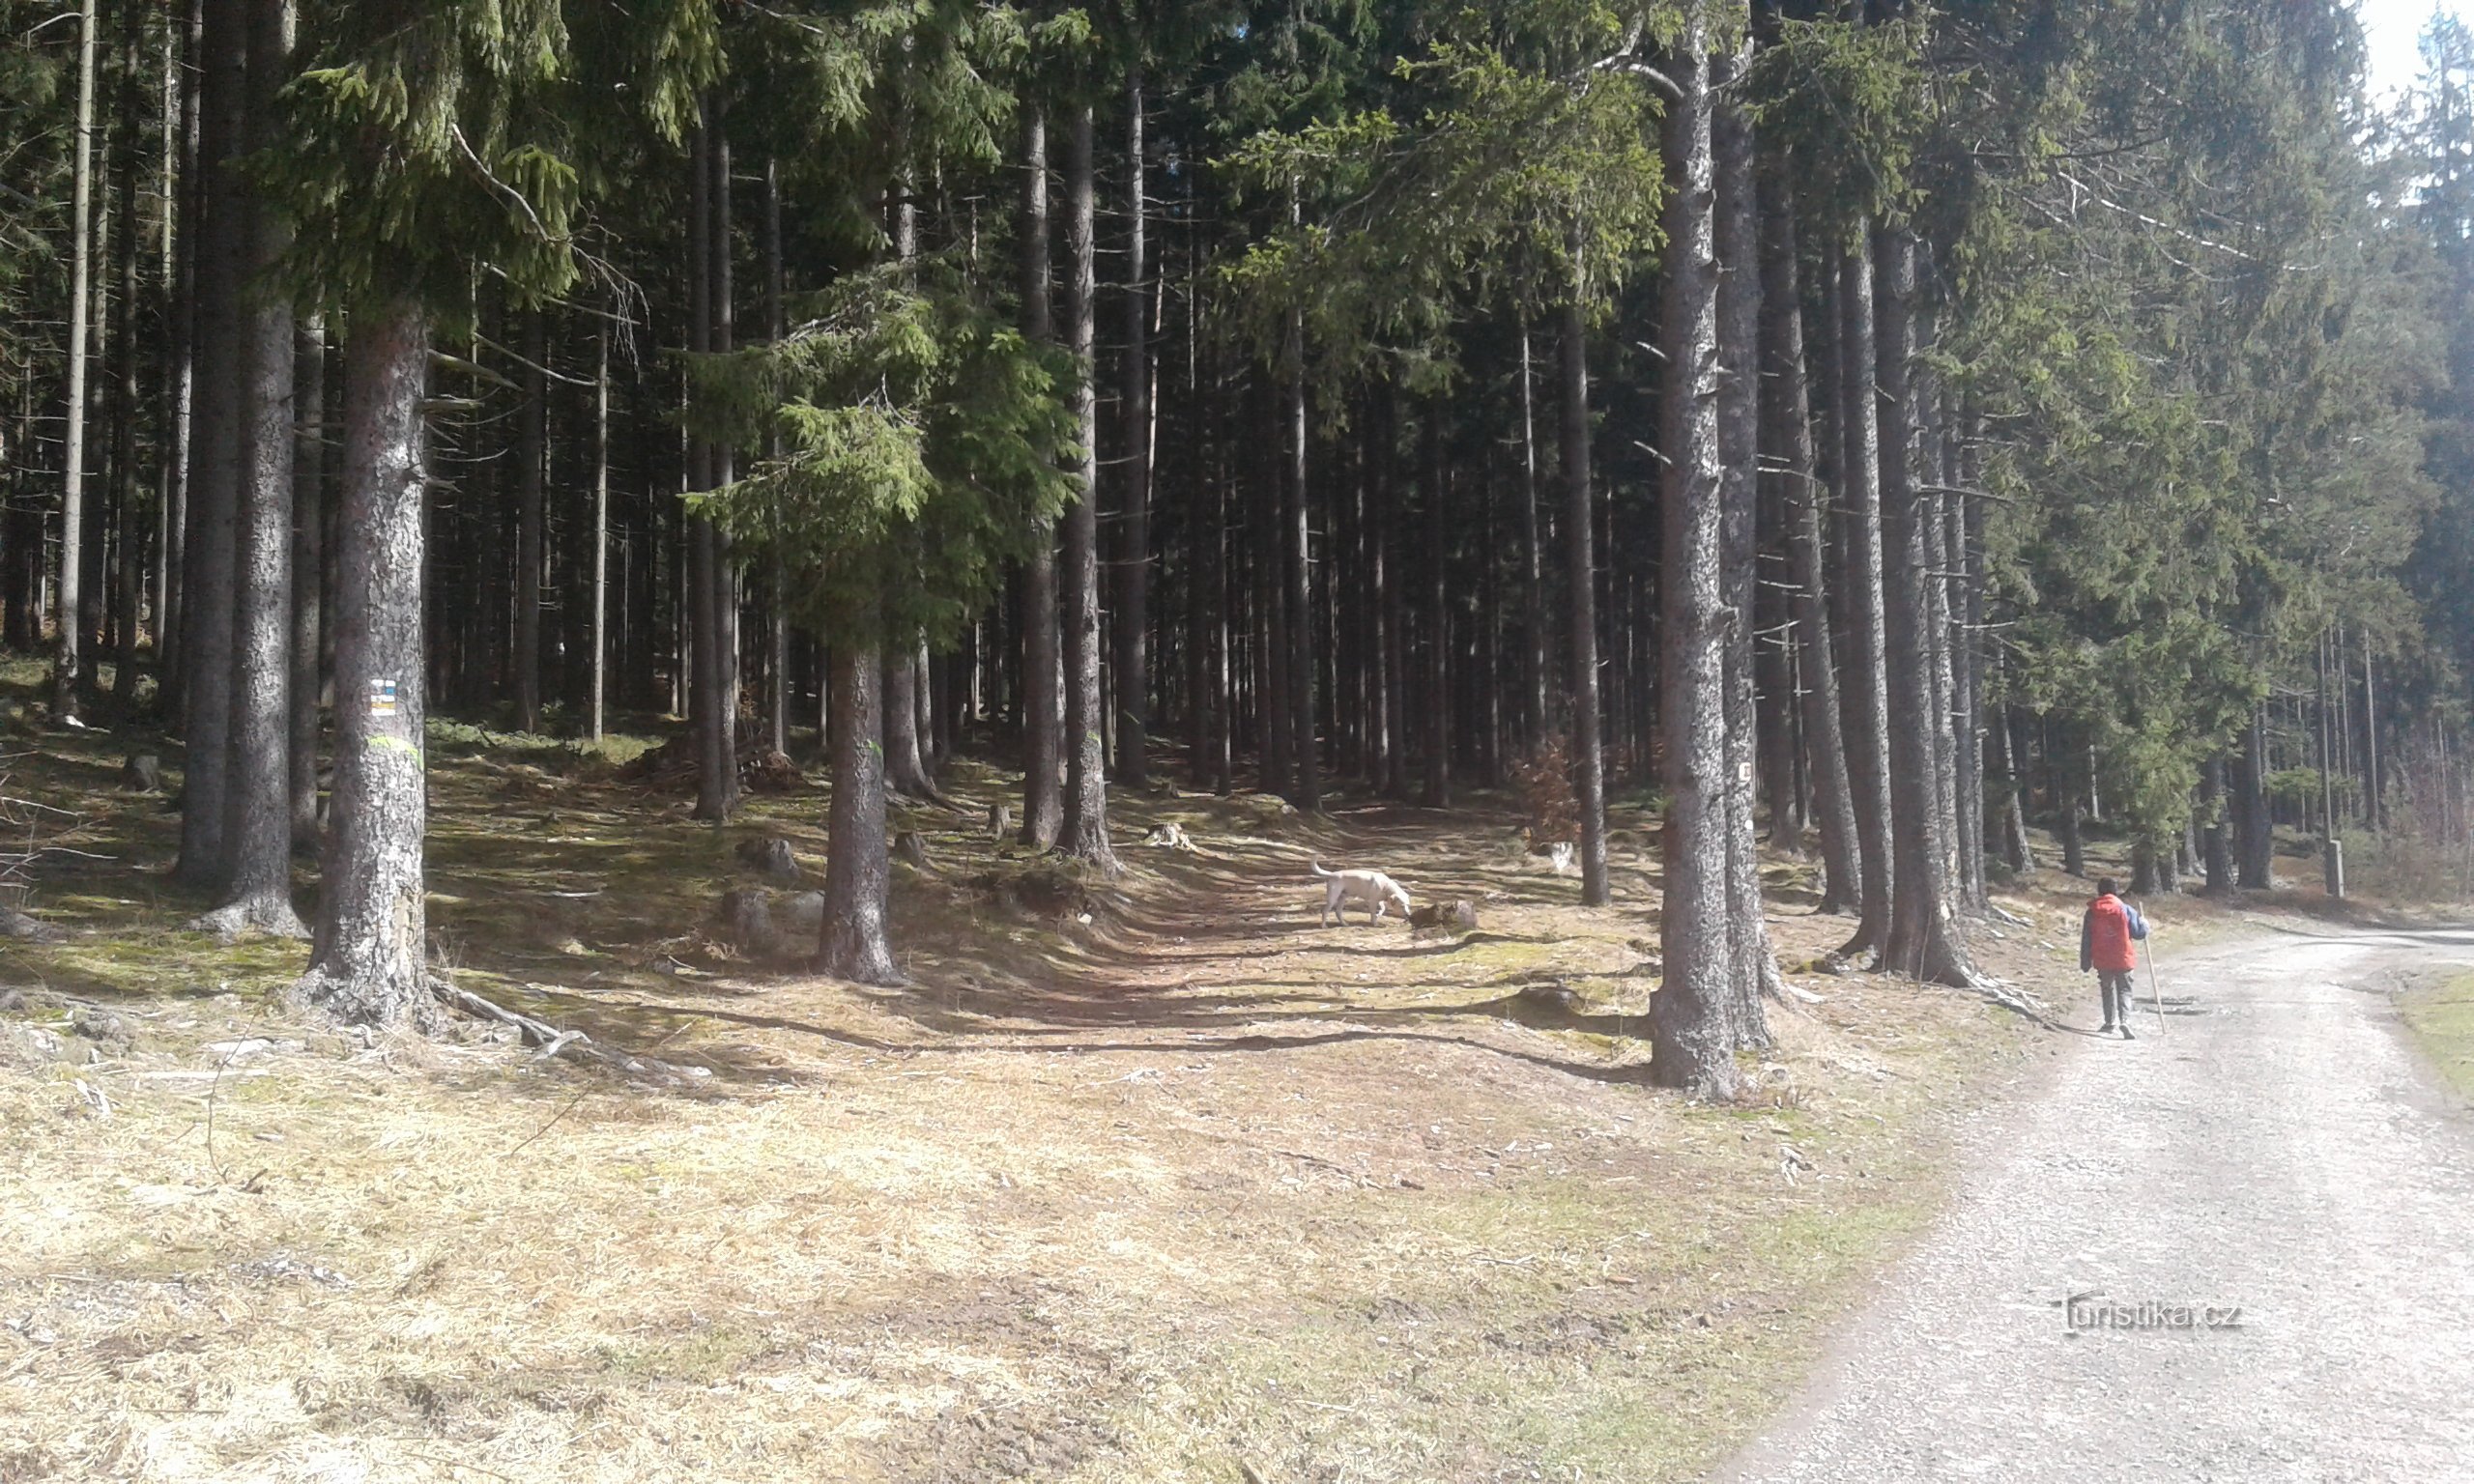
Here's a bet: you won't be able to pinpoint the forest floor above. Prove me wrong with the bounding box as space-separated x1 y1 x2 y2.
0 672 2441 1483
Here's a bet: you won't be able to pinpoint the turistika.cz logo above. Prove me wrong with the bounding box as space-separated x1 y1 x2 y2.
2056 1291 2245 1333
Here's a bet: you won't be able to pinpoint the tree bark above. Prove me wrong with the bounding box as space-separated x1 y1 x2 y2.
1518 323 1549 748
763 157 790 757
513 308 546 731
688 103 737 821
1874 226 1975 985
687 108 721 813
1561 294 1609 904
1379 383 1408 798
1713 43 1781 1036
1058 100 1117 870
2233 703 2275 888
158 0 200 702
1652 5 1740 1099
1988 691 2032 875
2201 755 2233 895
1115 70 1152 788
1763 191 1859 914
1955 415 1990 905
206 0 302 937
1833 231 1893 960
1420 407 1451 809
288 319 326 845
107 0 146 710
590 311 611 741
1019 103 1063 847
2361 627 2381 830
52 0 100 722
1260 389 1294 798
820 643 900 985
293 296 435 1028
884 652 944 798
1285 300 1318 810
2057 722 2086 877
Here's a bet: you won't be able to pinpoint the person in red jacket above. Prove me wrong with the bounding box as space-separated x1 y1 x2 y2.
2080 878 2149 1039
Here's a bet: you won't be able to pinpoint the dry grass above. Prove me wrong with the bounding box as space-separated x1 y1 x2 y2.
2400 971 2474 1105
1 689 2184 1483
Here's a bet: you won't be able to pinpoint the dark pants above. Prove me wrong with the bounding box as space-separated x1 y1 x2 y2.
2099 969 2136 1026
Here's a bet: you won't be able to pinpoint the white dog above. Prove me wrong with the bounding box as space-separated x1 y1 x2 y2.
1312 863 1413 927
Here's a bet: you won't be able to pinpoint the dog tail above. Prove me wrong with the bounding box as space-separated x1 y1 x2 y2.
1309 861 1334 878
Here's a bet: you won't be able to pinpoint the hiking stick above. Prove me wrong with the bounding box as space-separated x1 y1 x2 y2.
2143 938 2166 1034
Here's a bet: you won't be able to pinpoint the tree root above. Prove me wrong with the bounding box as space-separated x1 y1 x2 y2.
427 980 710 1085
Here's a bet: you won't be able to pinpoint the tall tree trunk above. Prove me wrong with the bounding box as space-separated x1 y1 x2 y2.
2233 702 2274 888
207 0 302 937
1259 390 1294 797
1115 70 1152 788
108 0 145 709
1874 226 1974 985
2057 720 2087 877
1652 4 1740 1099
590 309 611 741
1379 383 1408 798
1955 416 1990 905
821 644 899 985
1207 360 1234 796
686 108 722 813
1420 407 1450 809
2361 627 2381 830
1019 104 1063 847
1058 100 1117 870
53 0 100 722
513 308 546 731
293 296 435 1027
288 319 325 844
158 0 200 702
884 652 943 798
1833 232 1893 960
1920 394 1961 889
1518 322 1549 748
1764 191 1859 913
1561 294 1609 905
1713 44 1781 1037
1285 300 1318 810
763 157 790 757
2201 756 2233 895
1987 686 2032 874
689 103 737 821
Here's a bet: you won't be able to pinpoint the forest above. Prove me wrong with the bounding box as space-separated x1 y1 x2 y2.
4 0 2474 1108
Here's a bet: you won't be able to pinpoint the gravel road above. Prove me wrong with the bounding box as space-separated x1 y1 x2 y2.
1715 926 2474 1484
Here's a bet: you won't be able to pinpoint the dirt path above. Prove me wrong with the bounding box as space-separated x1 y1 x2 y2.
1715 927 2474 1483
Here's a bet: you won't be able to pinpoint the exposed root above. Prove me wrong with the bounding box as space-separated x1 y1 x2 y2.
188 897 310 944
287 966 448 1035
428 980 711 1084
1968 976 2055 1027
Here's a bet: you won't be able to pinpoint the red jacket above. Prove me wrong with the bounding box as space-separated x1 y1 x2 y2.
2081 894 2141 974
